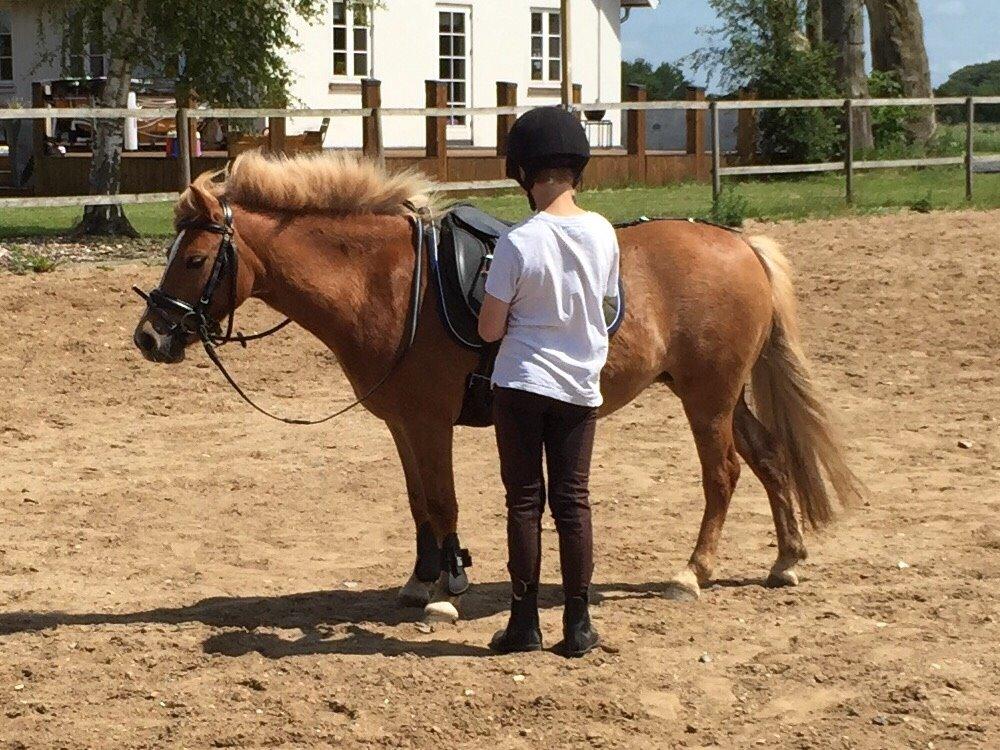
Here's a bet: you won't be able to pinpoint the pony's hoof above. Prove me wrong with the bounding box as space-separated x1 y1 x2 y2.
424 600 460 624
766 567 799 588
397 573 433 608
664 569 701 601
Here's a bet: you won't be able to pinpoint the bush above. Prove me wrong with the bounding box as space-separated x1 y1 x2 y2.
755 46 842 163
711 188 751 227
867 70 910 153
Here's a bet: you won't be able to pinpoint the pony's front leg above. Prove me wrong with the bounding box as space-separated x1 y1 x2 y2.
408 421 471 624
388 423 440 608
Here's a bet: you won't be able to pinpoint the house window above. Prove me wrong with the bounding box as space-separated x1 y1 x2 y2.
333 1 372 78
438 10 469 126
68 43 107 78
530 10 561 82
65 10 107 79
0 11 13 82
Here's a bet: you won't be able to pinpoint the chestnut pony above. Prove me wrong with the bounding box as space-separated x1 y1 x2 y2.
133 151 862 623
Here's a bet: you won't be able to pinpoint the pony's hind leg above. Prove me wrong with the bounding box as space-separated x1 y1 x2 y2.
668 405 742 600
388 423 439 608
733 393 807 587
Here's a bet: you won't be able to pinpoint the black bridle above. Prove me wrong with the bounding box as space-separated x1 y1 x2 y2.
133 199 426 425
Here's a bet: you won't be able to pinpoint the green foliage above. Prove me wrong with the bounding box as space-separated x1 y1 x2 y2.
41 0 329 107
937 60 1000 123
621 59 689 100
4 248 60 275
691 0 842 164
867 70 909 152
711 188 751 227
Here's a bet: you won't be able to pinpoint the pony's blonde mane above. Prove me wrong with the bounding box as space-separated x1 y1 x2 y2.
175 149 440 226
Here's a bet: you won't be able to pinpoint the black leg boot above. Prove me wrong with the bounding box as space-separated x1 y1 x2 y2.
489 585 542 654
557 593 600 657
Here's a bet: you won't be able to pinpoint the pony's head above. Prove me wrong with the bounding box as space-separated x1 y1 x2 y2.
133 150 439 364
132 172 254 363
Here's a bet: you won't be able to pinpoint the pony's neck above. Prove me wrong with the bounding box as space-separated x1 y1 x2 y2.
239 209 415 386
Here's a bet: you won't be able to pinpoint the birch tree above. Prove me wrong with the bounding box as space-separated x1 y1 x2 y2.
40 0 327 236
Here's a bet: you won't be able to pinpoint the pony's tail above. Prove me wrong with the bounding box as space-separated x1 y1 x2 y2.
747 236 864 530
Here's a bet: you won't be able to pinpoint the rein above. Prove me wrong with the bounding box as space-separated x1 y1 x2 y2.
134 199 427 425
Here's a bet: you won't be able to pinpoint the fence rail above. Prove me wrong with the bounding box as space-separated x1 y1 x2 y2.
3 93 999 211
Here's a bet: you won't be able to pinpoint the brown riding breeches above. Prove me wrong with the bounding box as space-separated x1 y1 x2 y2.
492 386 597 599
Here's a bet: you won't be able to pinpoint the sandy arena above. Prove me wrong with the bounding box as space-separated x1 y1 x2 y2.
1 210 998 749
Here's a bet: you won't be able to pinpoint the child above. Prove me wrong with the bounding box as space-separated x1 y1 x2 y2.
479 107 620 657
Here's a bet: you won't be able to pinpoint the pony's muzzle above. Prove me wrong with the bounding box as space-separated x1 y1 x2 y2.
133 318 186 364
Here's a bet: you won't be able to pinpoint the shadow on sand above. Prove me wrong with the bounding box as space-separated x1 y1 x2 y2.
0 577 769 659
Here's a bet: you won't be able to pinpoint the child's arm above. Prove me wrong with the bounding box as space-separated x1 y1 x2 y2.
480 236 520 343
479 294 511 342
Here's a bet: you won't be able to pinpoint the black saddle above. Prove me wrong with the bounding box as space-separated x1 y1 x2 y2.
433 204 512 350
431 204 625 351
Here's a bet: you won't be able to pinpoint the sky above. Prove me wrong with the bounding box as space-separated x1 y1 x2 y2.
621 0 1000 90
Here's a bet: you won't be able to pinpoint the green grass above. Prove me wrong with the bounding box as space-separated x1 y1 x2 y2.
480 168 1000 224
2 167 999 239
0 201 178 239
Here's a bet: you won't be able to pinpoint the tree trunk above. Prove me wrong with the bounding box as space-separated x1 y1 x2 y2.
865 0 936 141
823 0 874 150
73 5 141 237
806 0 824 49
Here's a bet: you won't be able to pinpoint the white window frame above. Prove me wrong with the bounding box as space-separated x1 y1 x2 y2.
0 11 13 83
438 7 470 127
530 8 562 83
332 1 373 79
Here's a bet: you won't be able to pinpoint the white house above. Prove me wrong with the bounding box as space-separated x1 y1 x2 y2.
282 0 660 149
0 1 659 156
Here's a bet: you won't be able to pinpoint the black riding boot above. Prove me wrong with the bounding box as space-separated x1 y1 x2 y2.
489 585 542 654
557 593 600 657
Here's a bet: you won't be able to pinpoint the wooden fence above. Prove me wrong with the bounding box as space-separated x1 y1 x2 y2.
3 90 1000 210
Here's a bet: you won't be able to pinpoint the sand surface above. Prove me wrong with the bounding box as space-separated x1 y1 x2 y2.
1 210 998 748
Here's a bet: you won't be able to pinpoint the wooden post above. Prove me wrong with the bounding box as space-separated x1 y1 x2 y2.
965 96 975 202
686 86 707 181
30 83 47 193
736 88 757 165
560 0 572 108
176 108 192 189
844 99 855 206
686 86 706 157
496 81 517 158
626 84 646 155
426 80 448 181
267 115 287 156
362 79 384 165
626 84 647 184
30 83 46 161
711 101 722 204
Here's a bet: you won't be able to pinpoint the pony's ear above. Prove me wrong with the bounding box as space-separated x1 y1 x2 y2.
189 180 223 224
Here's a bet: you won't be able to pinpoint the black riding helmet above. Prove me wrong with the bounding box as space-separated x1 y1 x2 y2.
505 106 590 196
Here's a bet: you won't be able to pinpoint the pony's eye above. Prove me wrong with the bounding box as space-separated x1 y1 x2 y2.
186 255 207 269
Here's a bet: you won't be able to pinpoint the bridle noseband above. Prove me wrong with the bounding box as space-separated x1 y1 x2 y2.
133 199 426 425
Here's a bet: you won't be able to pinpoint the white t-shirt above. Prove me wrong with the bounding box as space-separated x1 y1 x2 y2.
484 210 620 407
